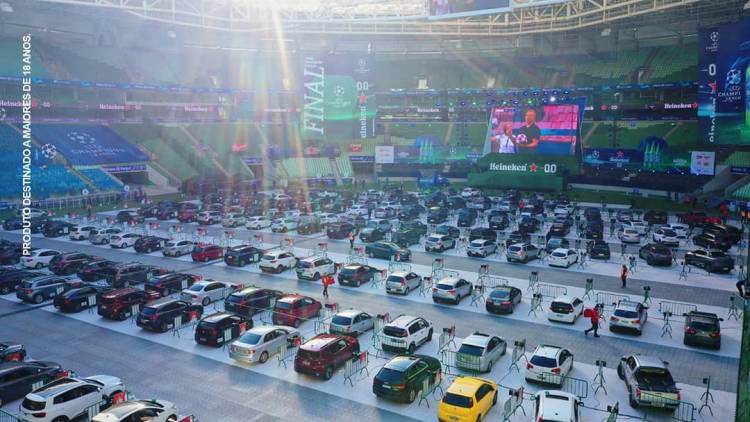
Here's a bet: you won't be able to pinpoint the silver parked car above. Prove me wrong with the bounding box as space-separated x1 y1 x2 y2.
424 234 455 252
162 239 195 257
466 239 497 257
329 309 374 336
385 271 422 295
89 227 121 245
229 325 301 364
432 276 473 305
506 243 540 263
456 332 507 373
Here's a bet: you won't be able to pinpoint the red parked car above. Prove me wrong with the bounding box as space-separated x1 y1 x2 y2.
272 294 322 328
294 334 360 380
191 244 224 262
678 211 722 226
97 288 157 320
178 208 198 223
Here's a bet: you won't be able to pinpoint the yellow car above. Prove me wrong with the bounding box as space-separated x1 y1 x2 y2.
438 376 498 422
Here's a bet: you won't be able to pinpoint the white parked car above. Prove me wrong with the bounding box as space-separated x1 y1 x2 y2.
316 213 339 225
295 256 336 281
89 228 121 245
547 248 579 268
181 280 237 306
623 220 648 235
385 271 422 295
109 233 142 249
432 276 473 305
221 213 246 228
380 315 433 354
461 187 480 198
533 390 582 422
329 309 374 337
271 218 297 233
652 228 680 246
229 325 301 364
347 204 368 217
21 375 124 422
22 249 61 269
69 225 97 241
525 345 574 386
259 250 298 273
162 239 194 257
374 207 396 219
246 216 272 230
618 228 641 244
466 239 497 258
91 399 179 422
497 200 513 212
609 300 648 335
662 223 689 239
548 295 584 324
197 210 222 225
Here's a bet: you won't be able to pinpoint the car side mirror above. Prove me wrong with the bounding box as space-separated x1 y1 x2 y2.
719 318 724 322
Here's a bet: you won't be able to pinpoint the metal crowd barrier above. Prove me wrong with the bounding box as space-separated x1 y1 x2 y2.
342 351 370 387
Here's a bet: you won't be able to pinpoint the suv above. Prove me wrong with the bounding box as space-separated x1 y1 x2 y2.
145 272 200 297
427 207 448 224
525 345 574 386
53 285 112 313
488 214 509 231
272 294 322 328
337 264 379 287
533 390 582 422
435 225 460 239
683 311 722 349
425 234 455 252
506 243 540 263
76 259 116 282
91 399 179 422
197 210 222 225
191 244 224 262
457 208 477 227
692 232 732 251
89 227 121 245
221 212 246 228
224 244 263 267
587 239 610 260
432 277 473 305
136 298 203 332
609 300 648 335
98 288 154 320
548 295 584 324
0 361 65 408
0 270 44 294
456 332 506 373
259 251 298 273
359 226 386 243
177 208 198 223
115 210 143 224
16 275 80 304
68 225 97 241
373 355 442 403
469 228 496 243
296 256 336 281
294 334 360 380
326 222 357 240
224 287 283 317
162 240 195 257
392 227 422 247
385 271 422 295
380 315 433 354
195 312 252 347
639 243 673 266
246 215 272 230
49 252 93 275
467 239 496 257
105 263 153 288
133 236 168 253
43 221 76 238
20 375 124 422
519 217 541 234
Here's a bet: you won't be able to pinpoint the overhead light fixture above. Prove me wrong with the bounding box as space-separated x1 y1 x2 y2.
0 2 13 13
601 28 611 37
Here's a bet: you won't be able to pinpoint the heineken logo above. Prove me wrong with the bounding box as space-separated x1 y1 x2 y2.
489 162 557 174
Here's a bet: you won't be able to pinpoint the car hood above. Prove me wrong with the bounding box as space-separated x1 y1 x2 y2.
86 374 123 387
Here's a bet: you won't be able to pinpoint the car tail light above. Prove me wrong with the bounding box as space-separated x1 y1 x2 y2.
192 294 198 299
551 367 561 374
393 384 406 390
526 363 533 369
31 413 46 418
486 298 492 304
709 332 720 338
685 327 696 334
211 329 219 337
635 387 641 398
677 391 681 401
633 319 640 324
610 316 619 322
25 289 32 294
56 370 70 379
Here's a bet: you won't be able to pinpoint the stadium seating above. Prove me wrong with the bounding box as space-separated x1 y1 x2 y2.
282 157 334 179
32 125 149 165
36 40 129 83
186 123 263 174
732 181 750 200
585 122 675 149
648 47 697 83
0 38 52 78
724 151 750 167
335 156 354 178
78 168 122 191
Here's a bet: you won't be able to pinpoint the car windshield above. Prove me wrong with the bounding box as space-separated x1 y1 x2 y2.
383 326 407 338
339 268 356 277
189 284 205 292
490 289 510 299
386 276 404 283
428 236 442 242
376 368 405 383
141 307 157 315
193 247 205 253
238 333 262 345
262 254 277 261
331 316 352 325
21 398 45 411
436 283 454 290
469 241 484 247
442 393 473 408
508 246 522 252
551 251 566 258
614 309 639 319
297 261 313 268
530 355 557 367
275 302 293 310
550 302 573 313
689 318 717 331
458 344 484 356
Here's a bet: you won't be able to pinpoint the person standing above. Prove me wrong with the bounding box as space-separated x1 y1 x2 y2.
584 306 600 337
620 264 629 288
322 274 332 299
737 278 746 298
348 231 355 250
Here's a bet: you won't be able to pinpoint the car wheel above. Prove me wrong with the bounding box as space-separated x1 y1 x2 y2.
0 285 10 295
276 266 283 273
33 294 43 304
35 263 42 269
407 343 416 355
259 351 269 364
160 321 169 332
103 238 109 244
629 388 639 408
617 364 624 380
492 390 498 405
314 273 320 281
408 388 417 403
293 318 300 328
427 329 433 342
323 365 334 380
486 359 493 373
167 415 178 422
161 288 169 297
202 297 210 307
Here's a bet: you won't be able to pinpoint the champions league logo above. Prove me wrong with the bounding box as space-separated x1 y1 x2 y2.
333 85 346 97
41 143 57 160
726 68 742 86
68 131 97 147
516 133 528 144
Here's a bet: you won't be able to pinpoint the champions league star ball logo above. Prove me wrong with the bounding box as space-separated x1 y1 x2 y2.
41 143 57 160
591 150 600 159
710 32 719 43
726 68 742 86
516 134 528 144
68 131 97 146
334 85 346 97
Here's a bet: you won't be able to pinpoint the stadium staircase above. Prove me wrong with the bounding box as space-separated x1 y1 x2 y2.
328 158 342 185
178 126 231 178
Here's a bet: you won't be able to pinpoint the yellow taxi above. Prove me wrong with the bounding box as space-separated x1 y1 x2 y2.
438 376 498 422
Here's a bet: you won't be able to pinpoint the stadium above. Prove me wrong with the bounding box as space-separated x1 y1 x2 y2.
0 0 748 421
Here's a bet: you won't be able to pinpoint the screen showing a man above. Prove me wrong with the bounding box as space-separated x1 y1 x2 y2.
483 104 580 156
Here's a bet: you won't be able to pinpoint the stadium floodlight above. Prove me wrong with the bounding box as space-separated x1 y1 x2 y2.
0 2 12 13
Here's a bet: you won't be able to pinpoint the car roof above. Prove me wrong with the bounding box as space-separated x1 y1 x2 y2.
436 276 461 285
551 248 571 253
632 355 667 369
534 345 563 358
537 390 577 416
389 271 408 277
301 334 339 351
388 315 419 327
335 309 363 319
202 312 232 323
551 295 578 304
29 377 84 398
462 332 494 348
383 355 424 372
102 288 141 298
616 300 641 310
277 294 305 303
100 400 164 418
446 376 488 396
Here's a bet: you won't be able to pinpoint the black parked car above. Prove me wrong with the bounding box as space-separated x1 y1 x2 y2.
488 214 509 231
427 207 448 224
42 220 76 238
76 259 117 282
469 228 496 242
392 228 422 247
644 210 668 225
0 270 44 295
0 244 23 265
372 355 442 403
224 245 264 267
684 249 734 273
0 342 26 362
224 287 283 316
692 233 732 252
337 264 380 287
297 220 323 235
326 222 358 240
457 208 477 228
505 231 530 248
2 217 46 232
134 236 168 253
145 272 200 297
53 284 112 313
136 298 204 332
518 217 540 234
398 205 424 221
399 220 428 236
485 286 523 314
48 252 93 276
584 222 604 240
435 225 460 240
447 196 467 210
547 223 569 238
116 210 144 224
702 223 741 244
155 205 179 220
360 227 386 243
195 312 253 347
0 361 64 406
587 240 611 260
639 243 673 266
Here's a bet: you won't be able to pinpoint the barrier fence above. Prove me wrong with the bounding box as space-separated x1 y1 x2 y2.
439 349 483 376
277 343 300 369
539 373 590 399
658 300 698 317
417 371 443 408
438 326 456 351
502 387 526 422
343 351 370 387
534 282 568 298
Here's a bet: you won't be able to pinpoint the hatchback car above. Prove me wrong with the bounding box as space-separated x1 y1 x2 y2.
195 312 252 347
466 239 496 258
438 376 498 422
294 334 360 380
533 390 582 422
191 243 224 262
272 294 322 328
385 271 422 295
684 311 722 349
329 309 374 337
506 243 539 263
525 345 574 386
485 286 522 314
456 332 506 373
20 375 124 422
229 325 301 364
425 234 456 252
548 295 584 324
97 288 154 320
609 300 648 335
432 277 473 305
373 355 441 403
548 248 579 268
162 239 195 257
337 264 380 287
